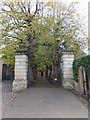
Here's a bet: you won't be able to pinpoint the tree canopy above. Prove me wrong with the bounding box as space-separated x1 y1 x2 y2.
0 1 87 70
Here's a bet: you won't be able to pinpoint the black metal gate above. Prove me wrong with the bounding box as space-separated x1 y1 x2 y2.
2 64 13 81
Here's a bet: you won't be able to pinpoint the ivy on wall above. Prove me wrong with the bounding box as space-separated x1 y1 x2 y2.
73 55 90 82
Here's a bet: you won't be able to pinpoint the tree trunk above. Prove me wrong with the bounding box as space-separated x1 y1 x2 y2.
48 69 52 83
49 66 52 79
56 62 62 86
27 47 34 87
45 66 48 79
33 64 37 80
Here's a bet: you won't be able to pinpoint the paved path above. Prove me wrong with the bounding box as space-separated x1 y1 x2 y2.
0 82 2 120
3 87 88 118
1 80 19 119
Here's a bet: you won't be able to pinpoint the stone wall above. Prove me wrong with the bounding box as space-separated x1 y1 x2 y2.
0 61 3 82
78 66 84 95
13 54 28 92
78 66 88 96
61 51 74 88
0 61 2 118
88 65 90 97
88 1 90 55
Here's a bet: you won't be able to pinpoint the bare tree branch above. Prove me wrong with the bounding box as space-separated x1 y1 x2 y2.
9 35 22 41
28 1 31 14
17 2 25 13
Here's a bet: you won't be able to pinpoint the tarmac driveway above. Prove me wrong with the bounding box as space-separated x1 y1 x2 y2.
3 87 88 118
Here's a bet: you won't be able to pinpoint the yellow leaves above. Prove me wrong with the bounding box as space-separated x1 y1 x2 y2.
10 2 14 7
71 41 83 59
2 2 7 6
47 2 54 6
1 0 85 66
1 44 15 65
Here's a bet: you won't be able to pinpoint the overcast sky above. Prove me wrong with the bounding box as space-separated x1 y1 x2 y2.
59 0 89 33
1 0 89 34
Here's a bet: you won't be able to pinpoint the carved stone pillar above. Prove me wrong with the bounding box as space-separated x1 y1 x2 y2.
0 61 3 82
61 50 74 88
12 54 28 92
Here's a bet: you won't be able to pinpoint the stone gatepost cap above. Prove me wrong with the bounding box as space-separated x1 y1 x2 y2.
62 50 74 54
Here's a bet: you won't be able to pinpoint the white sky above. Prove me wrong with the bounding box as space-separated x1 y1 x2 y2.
5 0 89 31
1 0 89 21
1 0 89 35
61 0 89 33
58 0 89 54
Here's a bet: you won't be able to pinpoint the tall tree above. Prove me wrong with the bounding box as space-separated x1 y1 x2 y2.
0 1 87 84
0 1 43 85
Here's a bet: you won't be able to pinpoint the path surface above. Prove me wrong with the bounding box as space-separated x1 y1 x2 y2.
3 87 88 118
1 80 19 119
0 82 2 120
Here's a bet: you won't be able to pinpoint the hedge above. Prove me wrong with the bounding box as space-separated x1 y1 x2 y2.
73 55 90 82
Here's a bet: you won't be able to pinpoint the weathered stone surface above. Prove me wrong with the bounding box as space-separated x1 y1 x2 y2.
63 78 74 89
0 61 3 82
13 79 27 92
13 55 28 92
88 66 90 97
0 81 2 119
78 66 84 95
61 51 74 88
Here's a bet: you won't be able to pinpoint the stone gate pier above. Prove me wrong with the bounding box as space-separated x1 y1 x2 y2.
13 54 28 92
0 60 3 82
61 50 74 88
12 48 74 91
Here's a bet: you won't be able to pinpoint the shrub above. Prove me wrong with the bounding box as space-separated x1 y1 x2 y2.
73 55 90 82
